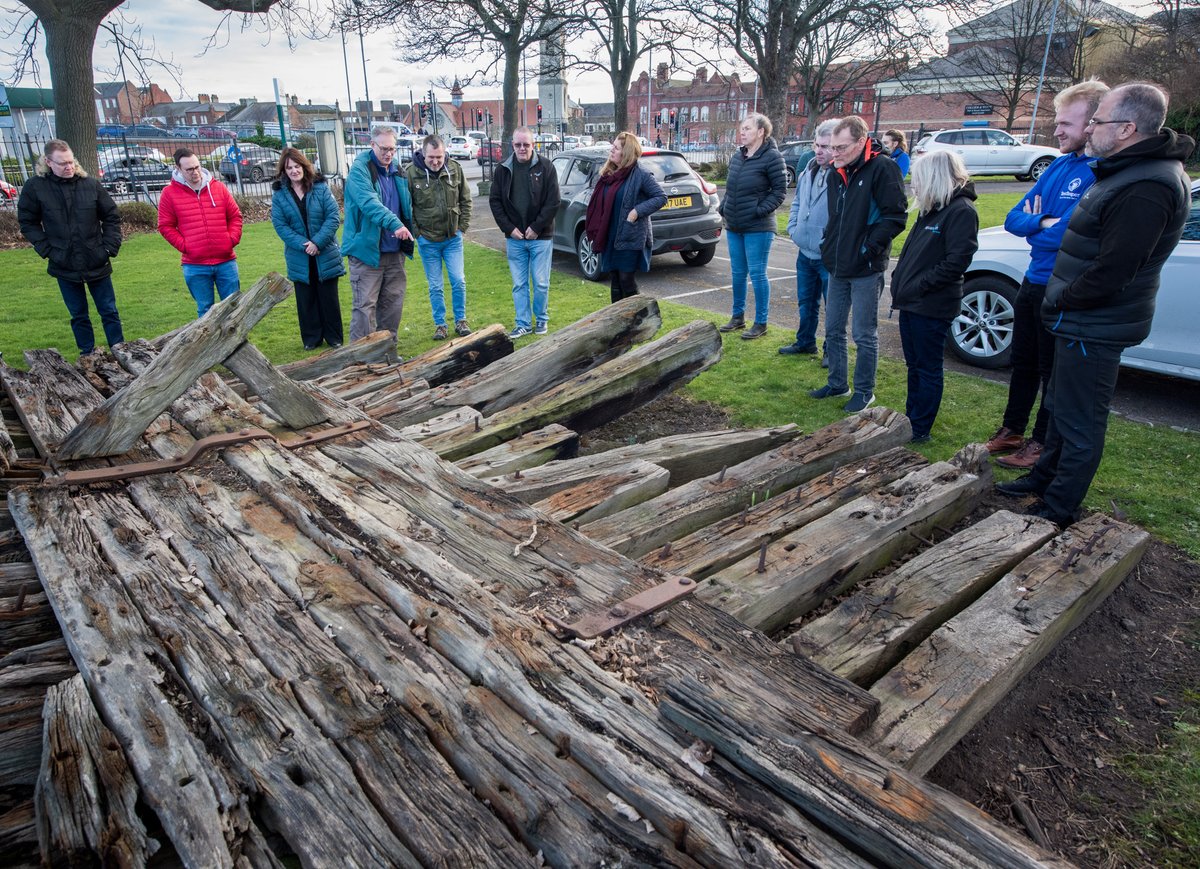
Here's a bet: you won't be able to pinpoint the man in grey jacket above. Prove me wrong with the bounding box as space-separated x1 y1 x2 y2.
781 119 838 358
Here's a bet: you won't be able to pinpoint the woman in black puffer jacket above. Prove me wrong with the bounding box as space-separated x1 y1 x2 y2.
717 114 787 340
890 150 979 443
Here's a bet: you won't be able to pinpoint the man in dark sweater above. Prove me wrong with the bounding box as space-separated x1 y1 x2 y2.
489 126 561 338
997 82 1194 527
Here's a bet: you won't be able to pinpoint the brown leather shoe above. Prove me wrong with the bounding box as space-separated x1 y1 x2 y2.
985 426 1024 453
996 439 1043 469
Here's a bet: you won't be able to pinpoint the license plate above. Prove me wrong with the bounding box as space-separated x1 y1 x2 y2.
662 195 692 211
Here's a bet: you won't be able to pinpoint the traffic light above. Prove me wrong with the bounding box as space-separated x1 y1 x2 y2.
537 104 543 121
419 103 426 123
669 109 676 128
476 109 483 126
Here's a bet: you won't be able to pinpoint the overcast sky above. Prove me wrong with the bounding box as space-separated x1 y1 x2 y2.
2 0 640 108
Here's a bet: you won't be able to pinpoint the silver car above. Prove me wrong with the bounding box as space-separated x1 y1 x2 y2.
914 129 1061 181
950 179 1200 381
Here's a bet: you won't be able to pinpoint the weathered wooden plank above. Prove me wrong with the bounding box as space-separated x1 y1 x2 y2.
223 340 328 429
399 406 484 443
863 514 1150 776
9 490 254 869
641 447 927 580
793 510 1058 686
659 677 1069 869
696 447 993 635
0 801 36 859
56 272 293 460
583 407 913 558
391 322 514 387
338 375 429 404
156 377 874 866
1 352 105 458
0 408 15 472
533 461 671 524
35 674 153 868
422 320 723 461
376 295 664 429
454 424 580 478
0 653 77 788
278 330 398 380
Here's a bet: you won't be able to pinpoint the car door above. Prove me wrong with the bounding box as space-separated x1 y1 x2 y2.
1123 184 1200 378
552 156 596 245
984 129 1019 173
951 130 989 173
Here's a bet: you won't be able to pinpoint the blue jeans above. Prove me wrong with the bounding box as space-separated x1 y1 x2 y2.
899 310 951 438
182 260 240 317
727 230 774 325
57 276 123 354
506 238 552 330
417 233 467 326
794 253 828 348
824 272 884 396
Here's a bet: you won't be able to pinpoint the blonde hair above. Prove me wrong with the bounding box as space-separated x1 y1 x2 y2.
910 150 970 216
601 131 642 176
1053 79 1108 116
742 112 773 140
884 129 907 153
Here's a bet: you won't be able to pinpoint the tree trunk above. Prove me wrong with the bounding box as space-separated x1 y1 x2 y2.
609 63 634 133
24 0 120 176
501 38 522 154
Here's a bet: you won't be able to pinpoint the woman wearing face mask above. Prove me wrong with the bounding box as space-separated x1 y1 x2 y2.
882 129 911 178
271 147 346 350
583 131 667 303
718 113 788 339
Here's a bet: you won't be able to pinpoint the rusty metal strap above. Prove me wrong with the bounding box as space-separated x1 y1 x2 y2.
550 575 697 640
55 420 372 486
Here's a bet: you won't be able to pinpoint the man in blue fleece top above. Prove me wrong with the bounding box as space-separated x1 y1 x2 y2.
985 81 1109 468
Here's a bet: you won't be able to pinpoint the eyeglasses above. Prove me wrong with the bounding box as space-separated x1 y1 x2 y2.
830 141 860 154
49 160 73 168
374 145 397 154
513 143 533 149
181 165 203 172
1087 118 1132 127
813 143 832 151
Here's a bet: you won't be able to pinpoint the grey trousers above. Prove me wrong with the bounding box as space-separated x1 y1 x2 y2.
823 272 884 396
349 252 407 341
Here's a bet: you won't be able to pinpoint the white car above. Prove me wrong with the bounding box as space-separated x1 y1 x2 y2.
447 135 480 160
950 179 1200 381
913 128 1061 181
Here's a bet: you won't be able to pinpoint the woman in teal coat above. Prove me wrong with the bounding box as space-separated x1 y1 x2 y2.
271 148 345 349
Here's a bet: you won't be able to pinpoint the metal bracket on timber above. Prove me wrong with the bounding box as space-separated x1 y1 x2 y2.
52 420 373 486
549 575 697 639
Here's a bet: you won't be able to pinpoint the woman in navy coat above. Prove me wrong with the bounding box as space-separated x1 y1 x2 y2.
271 148 346 349
584 132 667 303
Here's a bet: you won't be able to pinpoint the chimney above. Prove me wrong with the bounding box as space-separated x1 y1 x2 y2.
212 95 218 103
694 67 708 84
198 93 210 104
291 94 298 105
656 62 669 85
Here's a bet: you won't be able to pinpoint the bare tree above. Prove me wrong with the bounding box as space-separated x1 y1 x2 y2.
688 0 947 136
2 0 318 172
1095 0 1200 106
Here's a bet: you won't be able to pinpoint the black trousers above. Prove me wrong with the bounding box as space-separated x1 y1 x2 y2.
1027 336 1124 520
296 258 344 347
1001 278 1055 443
610 271 638 304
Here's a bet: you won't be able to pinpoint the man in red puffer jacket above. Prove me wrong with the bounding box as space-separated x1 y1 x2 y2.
159 147 243 316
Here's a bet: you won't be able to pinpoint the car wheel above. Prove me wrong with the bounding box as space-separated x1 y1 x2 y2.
1015 173 1031 182
949 276 1019 369
1029 157 1053 182
576 229 607 281
111 179 130 195
680 245 716 267
785 165 796 187
250 166 265 182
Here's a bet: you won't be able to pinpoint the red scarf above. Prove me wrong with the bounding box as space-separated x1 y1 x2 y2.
585 163 634 250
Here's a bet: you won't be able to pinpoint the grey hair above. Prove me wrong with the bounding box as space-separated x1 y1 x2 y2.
371 125 397 140
910 150 970 216
422 134 445 152
1108 82 1169 134
743 112 772 139
512 126 533 140
1053 79 1109 116
814 119 840 139
833 115 869 141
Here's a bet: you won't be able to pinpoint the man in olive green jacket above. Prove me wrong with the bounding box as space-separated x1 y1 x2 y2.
405 135 472 340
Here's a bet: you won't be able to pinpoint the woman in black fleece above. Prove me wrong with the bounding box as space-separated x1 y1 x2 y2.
889 150 979 443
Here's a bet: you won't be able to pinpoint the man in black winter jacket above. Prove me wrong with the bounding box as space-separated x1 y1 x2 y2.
997 82 1193 527
808 116 907 413
18 139 124 356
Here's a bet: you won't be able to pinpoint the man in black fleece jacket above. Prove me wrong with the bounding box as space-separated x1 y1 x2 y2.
809 116 907 413
997 82 1194 526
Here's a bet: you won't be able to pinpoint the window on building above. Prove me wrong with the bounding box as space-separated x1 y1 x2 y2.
853 95 864 114
699 128 709 142
717 104 727 121
691 105 699 122
790 96 799 114
640 107 647 124
835 97 845 112
701 106 709 122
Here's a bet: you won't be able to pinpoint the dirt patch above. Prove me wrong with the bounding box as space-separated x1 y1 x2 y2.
586 394 1200 867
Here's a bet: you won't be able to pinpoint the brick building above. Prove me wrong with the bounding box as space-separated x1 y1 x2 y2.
94 81 173 125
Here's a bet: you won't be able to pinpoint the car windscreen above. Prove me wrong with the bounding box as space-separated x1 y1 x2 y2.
639 154 693 183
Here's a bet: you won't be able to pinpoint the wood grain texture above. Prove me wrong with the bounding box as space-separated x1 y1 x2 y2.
582 407 913 558
278 330 399 380
222 341 328 429
794 510 1058 686
533 461 671 524
864 514 1150 776
454 424 580 478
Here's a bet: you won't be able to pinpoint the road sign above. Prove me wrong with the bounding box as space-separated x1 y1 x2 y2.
227 143 243 161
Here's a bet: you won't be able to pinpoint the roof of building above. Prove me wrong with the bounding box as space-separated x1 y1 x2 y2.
4 86 54 109
948 0 1137 42
95 81 129 99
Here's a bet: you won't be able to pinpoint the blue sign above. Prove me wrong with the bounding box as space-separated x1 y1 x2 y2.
226 143 243 161
962 119 991 127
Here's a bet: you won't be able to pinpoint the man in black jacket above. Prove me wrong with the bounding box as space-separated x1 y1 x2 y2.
808 116 907 413
997 82 1193 526
490 126 561 338
18 139 124 356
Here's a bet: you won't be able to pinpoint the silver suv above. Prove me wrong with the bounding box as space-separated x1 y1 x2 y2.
913 129 1060 181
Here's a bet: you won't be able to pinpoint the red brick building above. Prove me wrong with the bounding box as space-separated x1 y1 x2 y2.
94 81 173 125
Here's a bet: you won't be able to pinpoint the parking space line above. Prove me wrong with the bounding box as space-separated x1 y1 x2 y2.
711 254 796 273
662 273 796 300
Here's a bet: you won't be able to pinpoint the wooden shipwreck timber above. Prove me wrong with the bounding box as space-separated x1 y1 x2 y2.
0 276 1149 867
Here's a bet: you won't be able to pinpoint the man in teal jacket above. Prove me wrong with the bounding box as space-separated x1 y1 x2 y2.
343 126 416 342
